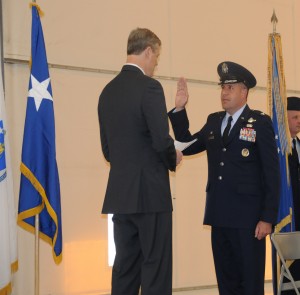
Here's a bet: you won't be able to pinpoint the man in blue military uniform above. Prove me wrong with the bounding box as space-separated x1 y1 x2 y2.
168 61 280 295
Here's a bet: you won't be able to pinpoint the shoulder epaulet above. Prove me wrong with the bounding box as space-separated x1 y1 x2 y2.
251 109 266 116
212 111 225 116
248 109 272 123
207 111 225 121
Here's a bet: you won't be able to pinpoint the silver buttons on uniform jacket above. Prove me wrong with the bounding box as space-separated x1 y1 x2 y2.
219 146 227 180
219 162 224 180
218 148 227 180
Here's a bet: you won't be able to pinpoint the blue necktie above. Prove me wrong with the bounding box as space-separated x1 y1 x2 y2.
222 116 233 144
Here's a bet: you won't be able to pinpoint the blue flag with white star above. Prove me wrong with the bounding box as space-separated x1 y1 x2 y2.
18 4 62 264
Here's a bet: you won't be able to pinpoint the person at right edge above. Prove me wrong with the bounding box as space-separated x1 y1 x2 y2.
282 96 300 294
168 61 280 295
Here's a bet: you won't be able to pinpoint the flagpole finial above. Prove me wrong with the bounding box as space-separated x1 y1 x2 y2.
271 9 278 33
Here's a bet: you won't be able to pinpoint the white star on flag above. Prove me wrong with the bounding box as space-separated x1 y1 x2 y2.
28 74 53 111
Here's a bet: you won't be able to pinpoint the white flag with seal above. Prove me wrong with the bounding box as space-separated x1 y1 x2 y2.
0 49 18 294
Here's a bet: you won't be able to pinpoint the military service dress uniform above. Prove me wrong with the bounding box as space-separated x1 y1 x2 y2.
282 96 300 294
168 61 280 295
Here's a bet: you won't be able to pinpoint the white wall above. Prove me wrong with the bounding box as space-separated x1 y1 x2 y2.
3 0 300 294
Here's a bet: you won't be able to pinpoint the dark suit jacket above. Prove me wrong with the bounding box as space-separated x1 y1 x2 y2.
168 105 280 229
288 137 300 230
98 65 176 214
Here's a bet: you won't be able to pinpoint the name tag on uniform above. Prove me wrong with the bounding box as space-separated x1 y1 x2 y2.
239 128 256 142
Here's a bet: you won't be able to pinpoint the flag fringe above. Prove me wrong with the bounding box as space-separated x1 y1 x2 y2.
274 212 292 233
29 3 44 17
0 283 12 295
0 261 19 295
268 33 292 155
18 162 62 264
11 260 18 273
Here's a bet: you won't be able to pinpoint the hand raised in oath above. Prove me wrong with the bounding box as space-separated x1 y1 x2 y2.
175 77 189 111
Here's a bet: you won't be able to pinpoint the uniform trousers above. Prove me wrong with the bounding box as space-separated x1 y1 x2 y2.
211 226 266 295
111 212 172 295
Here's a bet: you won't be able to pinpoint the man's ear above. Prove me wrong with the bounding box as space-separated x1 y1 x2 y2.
242 86 249 99
144 46 152 58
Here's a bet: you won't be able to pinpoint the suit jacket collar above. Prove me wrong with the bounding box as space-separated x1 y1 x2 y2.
122 64 145 75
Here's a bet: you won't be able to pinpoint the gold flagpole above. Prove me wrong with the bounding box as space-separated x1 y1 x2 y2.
271 9 278 34
270 9 287 292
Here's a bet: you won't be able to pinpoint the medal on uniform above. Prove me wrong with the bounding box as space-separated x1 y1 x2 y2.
239 127 256 142
241 148 250 157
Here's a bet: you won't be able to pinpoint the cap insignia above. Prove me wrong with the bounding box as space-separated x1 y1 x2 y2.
222 63 228 74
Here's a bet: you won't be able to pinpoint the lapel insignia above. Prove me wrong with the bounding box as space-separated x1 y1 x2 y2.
208 131 214 140
239 127 256 142
246 124 253 128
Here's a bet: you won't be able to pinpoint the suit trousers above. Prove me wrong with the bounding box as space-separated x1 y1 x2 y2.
211 227 265 295
111 212 172 295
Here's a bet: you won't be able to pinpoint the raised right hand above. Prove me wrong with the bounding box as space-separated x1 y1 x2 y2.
175 77 189 111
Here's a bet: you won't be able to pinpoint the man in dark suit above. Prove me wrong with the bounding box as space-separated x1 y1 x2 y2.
168 61 280 295
283 96 300 294
98 28 182 295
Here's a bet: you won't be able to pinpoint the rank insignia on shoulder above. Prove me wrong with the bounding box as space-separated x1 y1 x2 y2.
239 128 256 142
247 117 256 123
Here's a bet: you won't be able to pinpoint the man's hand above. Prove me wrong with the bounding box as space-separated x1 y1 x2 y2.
176 149 183 166
255 221 272 240
175 77 189 111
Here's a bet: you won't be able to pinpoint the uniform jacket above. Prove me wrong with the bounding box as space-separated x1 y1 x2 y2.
98 65 176 214
288 136 300 230
168 105 280 229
